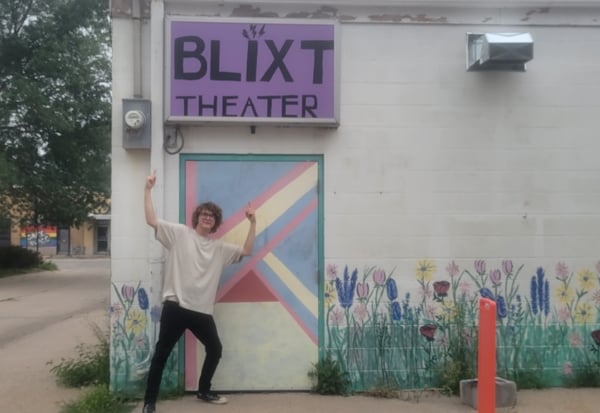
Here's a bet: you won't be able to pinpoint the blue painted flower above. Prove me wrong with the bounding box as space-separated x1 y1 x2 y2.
150 305 162 323
530 267 549 316
335 266 358 309
480 287 495 300
496 296 507 318
391 301 402 321
530 275 538 315
543 277 550 316
386 278 398 301
137 287 149 310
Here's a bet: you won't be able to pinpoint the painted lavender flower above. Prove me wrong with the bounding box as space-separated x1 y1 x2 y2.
496 296 507 318
391 301 402 321
335 266 358 309
530 267 550 316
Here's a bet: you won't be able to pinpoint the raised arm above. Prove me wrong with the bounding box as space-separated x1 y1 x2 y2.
144 170 158 230
241 203 256 257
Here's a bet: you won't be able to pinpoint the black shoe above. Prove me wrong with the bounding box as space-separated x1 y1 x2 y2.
197 391 228 404
142 403 156 413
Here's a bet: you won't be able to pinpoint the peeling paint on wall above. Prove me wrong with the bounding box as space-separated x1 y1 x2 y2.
369 14 448 24
522 7 551 22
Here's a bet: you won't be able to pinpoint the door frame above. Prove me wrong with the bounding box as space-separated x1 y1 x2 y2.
179 152 326 364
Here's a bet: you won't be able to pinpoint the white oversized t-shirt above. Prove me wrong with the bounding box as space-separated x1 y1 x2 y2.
155 219 242 314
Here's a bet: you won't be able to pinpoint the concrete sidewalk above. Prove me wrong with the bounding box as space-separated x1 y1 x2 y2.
132 387 600 413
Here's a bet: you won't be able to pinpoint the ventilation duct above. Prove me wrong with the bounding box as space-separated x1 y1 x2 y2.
467 32 534 72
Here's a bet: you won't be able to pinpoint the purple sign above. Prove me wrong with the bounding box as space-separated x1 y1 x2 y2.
167 19 338 125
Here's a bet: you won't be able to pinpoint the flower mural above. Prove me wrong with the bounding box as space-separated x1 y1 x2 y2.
110 282 179 396
324 259 600 392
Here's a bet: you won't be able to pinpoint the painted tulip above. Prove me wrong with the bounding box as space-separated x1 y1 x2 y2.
373 268 386 286
356 282 370 299
474 259 486 276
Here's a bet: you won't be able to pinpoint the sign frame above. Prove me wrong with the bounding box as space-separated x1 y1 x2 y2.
165 16 340 127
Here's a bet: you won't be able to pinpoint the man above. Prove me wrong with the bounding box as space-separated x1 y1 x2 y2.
142 170 256 413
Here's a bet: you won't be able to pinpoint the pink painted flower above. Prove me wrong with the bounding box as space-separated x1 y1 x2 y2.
568 331 583 347
592 290 600 305
424 303 438 319
445 260 459 278
474 259 486 276
372 268 386 286
563 362 573 376
356 282 370 299
502 260 513 275
489 269 502 286
329 307 345 326
353 303 369 324
459 281 472 296
110 303 123 319
326 264 338 281
557 307 571 323
556 262 569 281
419 283 433 300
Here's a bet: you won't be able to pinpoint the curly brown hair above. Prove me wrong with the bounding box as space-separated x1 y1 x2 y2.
191 202 223 233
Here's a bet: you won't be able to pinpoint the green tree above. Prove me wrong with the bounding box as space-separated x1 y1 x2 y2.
0 0 111 228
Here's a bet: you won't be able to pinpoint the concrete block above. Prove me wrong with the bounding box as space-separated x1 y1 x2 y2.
459 377 517 409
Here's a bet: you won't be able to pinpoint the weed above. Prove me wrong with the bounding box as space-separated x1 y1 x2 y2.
362 382 399 398
508 369 548 389
51 326 135 413
308 354 352 395
60 385 134 413
49 324 110 388
563 365 600 388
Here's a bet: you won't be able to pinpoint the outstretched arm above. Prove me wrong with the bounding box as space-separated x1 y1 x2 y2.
144 170 158 230
241 203 256 257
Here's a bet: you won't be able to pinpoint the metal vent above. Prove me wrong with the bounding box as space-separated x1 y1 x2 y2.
467 33 533 72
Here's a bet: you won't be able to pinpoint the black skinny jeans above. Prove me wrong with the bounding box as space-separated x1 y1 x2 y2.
144 301 222 404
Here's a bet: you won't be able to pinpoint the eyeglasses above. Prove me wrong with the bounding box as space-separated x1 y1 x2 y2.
199 211 215 219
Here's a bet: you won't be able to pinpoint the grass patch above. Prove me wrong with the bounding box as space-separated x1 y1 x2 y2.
49 324 109 387
50 324 135 413
60 385 135 413
0 260 58 278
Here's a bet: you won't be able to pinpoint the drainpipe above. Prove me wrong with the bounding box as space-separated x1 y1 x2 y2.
132 0 142 98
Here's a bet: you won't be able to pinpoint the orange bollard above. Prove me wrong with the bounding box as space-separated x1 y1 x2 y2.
478 298 497 413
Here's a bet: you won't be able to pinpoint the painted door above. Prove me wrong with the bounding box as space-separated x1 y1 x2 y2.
181 154 322 391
